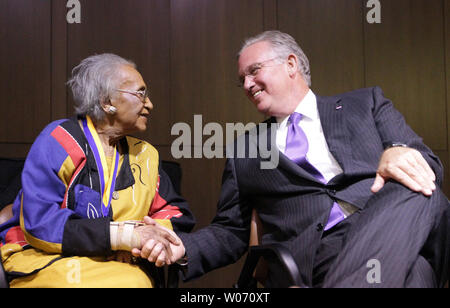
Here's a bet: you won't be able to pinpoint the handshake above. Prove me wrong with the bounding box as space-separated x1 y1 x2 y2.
109 216 185 267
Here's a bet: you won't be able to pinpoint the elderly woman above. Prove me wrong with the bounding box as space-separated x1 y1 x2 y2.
0 54 195 287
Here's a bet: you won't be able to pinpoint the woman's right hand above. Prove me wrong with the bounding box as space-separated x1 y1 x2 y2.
131 216 182 266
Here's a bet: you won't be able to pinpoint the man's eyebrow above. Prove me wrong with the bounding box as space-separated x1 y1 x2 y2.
240 63 253 74
238 63 258 79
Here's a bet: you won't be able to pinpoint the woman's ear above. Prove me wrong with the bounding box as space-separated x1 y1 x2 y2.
100 99 117 115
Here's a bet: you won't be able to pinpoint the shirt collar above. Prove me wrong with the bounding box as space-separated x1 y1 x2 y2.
277 89 318 128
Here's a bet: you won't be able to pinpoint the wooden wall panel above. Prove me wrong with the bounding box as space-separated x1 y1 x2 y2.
445 0 450 196
263 0 278 30
0 144 32 159
51 0 68 121
0 0 52 145
0 0 448 289
66 0 171 145
170 0 265 129
364 0 446 151
277 0 365 96
364 0 448 195
170 0 267 288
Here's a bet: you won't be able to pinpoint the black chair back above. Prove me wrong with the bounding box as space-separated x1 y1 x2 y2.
0 158 25 211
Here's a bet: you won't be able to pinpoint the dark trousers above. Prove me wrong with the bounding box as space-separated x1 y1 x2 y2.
313 182 450 288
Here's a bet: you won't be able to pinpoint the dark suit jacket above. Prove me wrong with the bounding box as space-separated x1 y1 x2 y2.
178 86 443 286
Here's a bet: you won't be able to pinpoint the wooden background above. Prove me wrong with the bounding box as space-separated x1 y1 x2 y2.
0 0 449 287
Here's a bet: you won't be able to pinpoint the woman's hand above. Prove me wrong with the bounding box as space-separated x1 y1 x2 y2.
131 216 184 266
107 251 135 264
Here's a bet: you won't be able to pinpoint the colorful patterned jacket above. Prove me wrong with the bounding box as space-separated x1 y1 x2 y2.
0 117 195 257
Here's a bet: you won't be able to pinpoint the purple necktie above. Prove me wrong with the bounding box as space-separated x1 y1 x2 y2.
285 112 344 231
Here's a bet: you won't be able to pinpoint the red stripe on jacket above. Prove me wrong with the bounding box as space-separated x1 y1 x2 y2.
149 175 182 220
2 226 27 247
51 126 86 209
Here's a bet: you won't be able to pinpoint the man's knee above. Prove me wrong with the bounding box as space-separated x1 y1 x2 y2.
373 181 447 213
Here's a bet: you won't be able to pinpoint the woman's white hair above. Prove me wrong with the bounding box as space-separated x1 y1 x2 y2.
67 53 136 121
238 30 311 87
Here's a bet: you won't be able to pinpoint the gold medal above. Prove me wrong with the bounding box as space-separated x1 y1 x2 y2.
112 191 119 200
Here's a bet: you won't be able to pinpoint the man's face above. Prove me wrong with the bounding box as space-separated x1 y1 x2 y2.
238 41 293 117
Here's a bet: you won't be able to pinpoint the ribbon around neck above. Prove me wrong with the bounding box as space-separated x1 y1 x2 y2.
82 116 120 217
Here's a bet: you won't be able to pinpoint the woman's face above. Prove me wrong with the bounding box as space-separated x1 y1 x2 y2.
108 65 153 134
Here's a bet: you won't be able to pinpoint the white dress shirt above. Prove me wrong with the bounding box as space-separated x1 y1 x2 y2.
276 90 343 183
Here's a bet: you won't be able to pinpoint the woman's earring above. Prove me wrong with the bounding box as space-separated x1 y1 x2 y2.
108 106 117 114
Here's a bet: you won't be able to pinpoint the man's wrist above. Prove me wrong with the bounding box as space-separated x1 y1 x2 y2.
384 142 408 150
176 252 188 266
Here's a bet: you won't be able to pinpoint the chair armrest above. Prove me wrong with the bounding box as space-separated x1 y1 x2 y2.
166 263 182 288
0 204 13 225
235 243 303 288
142 261 181 288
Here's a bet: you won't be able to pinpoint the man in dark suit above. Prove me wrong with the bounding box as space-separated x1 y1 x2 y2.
136 31 450 287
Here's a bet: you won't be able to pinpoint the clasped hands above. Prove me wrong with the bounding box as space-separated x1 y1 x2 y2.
129 216 185 267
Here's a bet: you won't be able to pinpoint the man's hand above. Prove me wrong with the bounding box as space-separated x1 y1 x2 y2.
371 146 436 196
131 216 185 267
131 216 181 265
134 236 185 267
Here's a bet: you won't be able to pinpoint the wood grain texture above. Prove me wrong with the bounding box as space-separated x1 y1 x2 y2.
0 0 448 288
278 0 365 96
444 0 450 196
169 0 266 288
51 0 68 121
170 0 265 130
66 0 171 145
364 0 447 151
0 0 52 143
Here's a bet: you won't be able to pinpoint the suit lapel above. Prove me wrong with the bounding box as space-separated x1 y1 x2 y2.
316 95 352 173
262 94 353 181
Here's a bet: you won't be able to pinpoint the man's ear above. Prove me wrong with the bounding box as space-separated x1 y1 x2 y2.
286 54 298 77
